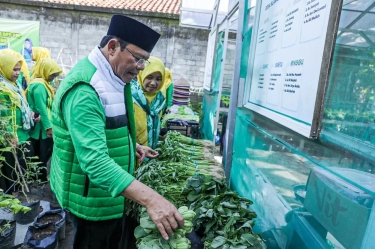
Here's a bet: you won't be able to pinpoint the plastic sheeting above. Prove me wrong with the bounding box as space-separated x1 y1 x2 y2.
230 108 375 248
228 1 375 248
200 32 224 141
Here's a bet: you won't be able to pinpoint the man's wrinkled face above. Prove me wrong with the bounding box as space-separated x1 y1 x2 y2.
107 41 149 83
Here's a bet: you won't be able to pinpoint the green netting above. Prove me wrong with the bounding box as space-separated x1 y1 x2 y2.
323 48 375 144
200 32 224 141
229 0 375 248
212 32 224 92
240 5 254 78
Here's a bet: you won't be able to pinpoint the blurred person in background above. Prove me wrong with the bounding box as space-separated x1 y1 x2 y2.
26 58 62 182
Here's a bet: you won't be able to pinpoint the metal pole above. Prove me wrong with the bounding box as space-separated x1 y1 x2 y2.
224 0 245 184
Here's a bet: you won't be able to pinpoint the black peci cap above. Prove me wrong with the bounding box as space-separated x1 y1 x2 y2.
107 15 160 53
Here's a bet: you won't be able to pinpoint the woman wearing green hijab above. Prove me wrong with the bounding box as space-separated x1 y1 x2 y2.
0 53 35 191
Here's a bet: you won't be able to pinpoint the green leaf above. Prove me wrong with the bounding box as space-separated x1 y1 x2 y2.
211 236 227 248
187 192 200 202
167 236 177 248
140 217 157 230
221 202 237 209
238 220 253 230
207 209 214 218
223 216 235 233
205 219 217 234
241 233 257 245
134 226 149 239
160 238 171 249
229 245 247 249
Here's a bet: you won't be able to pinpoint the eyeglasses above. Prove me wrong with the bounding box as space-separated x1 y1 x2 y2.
125 47 150 67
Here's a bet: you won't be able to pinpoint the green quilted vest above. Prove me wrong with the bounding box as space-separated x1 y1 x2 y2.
49 57 137 221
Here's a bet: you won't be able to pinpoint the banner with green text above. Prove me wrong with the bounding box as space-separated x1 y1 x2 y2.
0 18 40 63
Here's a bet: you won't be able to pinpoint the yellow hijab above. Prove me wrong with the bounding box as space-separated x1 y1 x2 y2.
161 68 173 98
137 56 166 103
133 56 167 147
0 53 23 128
28 58 62 99
31 47 51 76
0 49 30 83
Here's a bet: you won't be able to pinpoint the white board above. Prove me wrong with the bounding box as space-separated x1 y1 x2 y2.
244 0 338 137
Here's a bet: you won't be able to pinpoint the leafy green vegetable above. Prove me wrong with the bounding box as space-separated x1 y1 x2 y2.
130 132 264 248
0 192 31 214
135 206 196 249
182 175 266 249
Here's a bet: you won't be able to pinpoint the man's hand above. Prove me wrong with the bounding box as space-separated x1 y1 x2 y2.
142 145 159 159
136 145 159 163
122 180 184 240
145 192 184 240
136 144 146 162
46 128 53 138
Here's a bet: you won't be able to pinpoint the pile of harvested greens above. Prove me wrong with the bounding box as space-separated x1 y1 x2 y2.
132 132 266 249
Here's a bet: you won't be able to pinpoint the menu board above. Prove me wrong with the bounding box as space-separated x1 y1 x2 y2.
244 0 339 138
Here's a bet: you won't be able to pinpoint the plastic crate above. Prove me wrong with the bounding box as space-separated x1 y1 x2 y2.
167 120 200 138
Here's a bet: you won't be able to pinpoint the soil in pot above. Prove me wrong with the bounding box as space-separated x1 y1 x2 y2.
36 214 61 226
0 220 16 249
24 224 58 249
34 210 66 241
31 225 55 240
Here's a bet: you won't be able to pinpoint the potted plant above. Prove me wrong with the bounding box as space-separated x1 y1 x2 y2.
0 191 31 249
220 95 230 108
13 160 46 225
0 103 45 225
0 220 16 249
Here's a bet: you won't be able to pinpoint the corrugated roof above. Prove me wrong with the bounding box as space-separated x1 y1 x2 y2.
25 0 181 14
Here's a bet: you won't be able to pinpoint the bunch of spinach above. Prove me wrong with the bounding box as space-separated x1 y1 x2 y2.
128 157 216 219
182 175 266 249
135 206 195 249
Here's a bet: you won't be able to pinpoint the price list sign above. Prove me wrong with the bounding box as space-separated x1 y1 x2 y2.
245 0 341 138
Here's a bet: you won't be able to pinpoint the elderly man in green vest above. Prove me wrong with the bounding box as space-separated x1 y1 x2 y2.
49 15 184 249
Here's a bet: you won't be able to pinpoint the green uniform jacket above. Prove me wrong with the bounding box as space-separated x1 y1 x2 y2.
27 83 52 140
166 84 174 109
50 48 137 221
